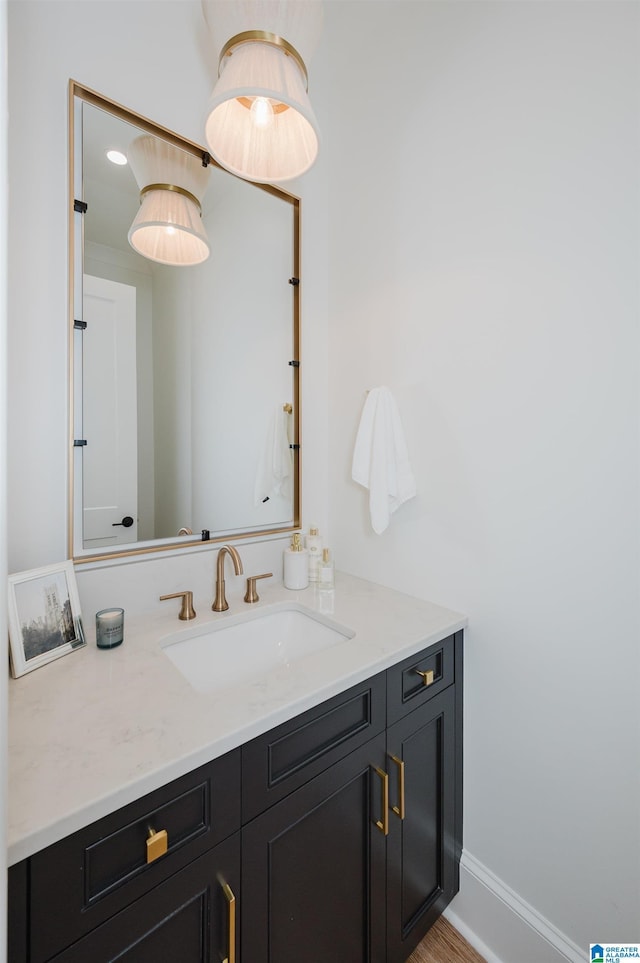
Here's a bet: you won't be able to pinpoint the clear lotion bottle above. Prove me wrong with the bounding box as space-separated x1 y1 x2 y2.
306 526 323 581
318 548 334 590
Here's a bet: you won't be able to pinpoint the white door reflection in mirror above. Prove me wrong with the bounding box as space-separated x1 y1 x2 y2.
82 275 138 548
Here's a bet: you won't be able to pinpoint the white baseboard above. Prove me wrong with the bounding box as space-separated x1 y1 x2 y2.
444 851 585 963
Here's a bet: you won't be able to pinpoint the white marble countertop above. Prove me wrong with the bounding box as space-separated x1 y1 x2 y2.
8 572 466 866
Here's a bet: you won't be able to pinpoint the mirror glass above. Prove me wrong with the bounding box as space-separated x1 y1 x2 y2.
70 85 300 561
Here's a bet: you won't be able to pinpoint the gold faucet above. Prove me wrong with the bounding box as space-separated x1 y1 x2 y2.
212 544 244 612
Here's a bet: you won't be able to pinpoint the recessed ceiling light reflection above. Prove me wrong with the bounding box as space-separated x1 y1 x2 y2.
106 149 128 166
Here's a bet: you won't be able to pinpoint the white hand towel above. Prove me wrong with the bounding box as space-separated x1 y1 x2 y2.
254 406 293 505
352 387 416 534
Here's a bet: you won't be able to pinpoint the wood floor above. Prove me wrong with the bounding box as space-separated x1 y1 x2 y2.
407 917 487 963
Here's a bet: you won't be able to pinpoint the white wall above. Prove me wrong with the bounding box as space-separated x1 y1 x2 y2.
324 1 640 958
187 175 295 534
151 262 194 537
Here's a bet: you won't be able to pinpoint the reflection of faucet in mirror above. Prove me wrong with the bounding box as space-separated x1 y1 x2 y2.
213 544 244 612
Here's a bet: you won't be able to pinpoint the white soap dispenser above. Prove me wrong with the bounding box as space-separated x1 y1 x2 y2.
283 532 309 590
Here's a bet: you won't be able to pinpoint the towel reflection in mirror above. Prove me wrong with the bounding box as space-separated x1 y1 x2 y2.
255 404 294 505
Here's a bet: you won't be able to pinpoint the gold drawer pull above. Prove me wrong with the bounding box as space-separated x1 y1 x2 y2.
146 827 168 864
373 766 389 836
415 668 435 687
220 878 236 963
388 754 405 820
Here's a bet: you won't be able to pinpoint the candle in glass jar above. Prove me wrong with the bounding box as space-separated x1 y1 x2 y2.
95 608 124 649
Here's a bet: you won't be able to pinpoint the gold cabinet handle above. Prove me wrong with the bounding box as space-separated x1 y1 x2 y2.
220 878 236 963
415 668 435 687
388 754 405 820
146 826 168 864
373 766 389 836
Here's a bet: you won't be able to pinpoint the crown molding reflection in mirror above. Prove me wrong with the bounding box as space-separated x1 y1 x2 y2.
68 81 301 564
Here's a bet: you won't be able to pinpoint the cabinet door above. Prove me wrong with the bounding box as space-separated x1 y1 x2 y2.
386 687 458 963
242 733 388 963
29 749 240 962
50 832 240 963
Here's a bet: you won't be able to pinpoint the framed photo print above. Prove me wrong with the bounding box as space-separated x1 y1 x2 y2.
8 561 86 678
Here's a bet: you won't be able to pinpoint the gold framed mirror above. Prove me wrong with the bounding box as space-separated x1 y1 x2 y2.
69 82 300 563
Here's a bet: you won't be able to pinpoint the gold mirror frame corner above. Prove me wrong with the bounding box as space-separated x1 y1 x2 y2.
68 80 301 565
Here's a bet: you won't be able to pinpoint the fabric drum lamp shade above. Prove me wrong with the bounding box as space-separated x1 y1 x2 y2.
202 1 323 183
127 135 211 266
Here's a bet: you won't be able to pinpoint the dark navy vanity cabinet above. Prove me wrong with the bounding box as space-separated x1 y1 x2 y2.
8 630 463 963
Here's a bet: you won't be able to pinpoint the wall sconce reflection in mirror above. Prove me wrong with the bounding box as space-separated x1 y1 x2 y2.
202 0 323 184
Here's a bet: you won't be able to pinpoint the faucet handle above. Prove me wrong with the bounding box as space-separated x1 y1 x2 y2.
159 591 196 621
244 573 273 604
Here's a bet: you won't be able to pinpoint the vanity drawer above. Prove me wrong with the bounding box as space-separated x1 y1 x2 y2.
242 671 386 822
28 748 240 963
387 633 457 725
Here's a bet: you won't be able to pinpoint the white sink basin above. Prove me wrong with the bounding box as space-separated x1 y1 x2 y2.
161 602 355 694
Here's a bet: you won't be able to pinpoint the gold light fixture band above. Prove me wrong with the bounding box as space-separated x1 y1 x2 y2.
219 30 309 90
139 183 202 213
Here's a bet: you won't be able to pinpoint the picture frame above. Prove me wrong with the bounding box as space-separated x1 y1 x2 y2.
8 560 86 678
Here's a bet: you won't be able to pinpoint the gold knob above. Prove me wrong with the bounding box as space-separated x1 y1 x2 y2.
146 827 168 864
159 591 196 620
415 668 435 687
